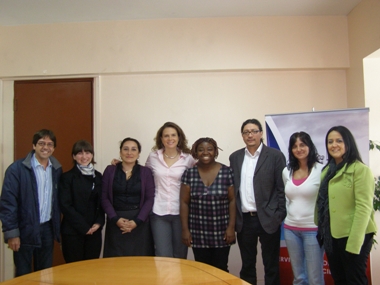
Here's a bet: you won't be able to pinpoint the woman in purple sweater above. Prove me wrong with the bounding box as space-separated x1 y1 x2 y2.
101 137 155 257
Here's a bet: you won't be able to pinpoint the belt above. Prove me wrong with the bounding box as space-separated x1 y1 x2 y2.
125 205 139 210
243 212 257 216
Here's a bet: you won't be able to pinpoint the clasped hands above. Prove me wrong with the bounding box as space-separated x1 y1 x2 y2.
116 218 137 234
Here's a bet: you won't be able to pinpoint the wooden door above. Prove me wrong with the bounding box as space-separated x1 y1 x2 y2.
14 78 93 267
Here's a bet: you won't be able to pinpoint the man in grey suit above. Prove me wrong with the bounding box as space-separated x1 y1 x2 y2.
229 119 286 285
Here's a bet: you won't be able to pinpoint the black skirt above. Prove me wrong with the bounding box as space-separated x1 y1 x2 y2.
103 209 154 257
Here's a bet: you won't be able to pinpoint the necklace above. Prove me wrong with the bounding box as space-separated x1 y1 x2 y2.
163 151 179 159
122 166 132 175
123 169 132 180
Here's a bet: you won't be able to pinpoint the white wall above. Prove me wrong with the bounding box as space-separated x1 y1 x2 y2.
0 79 3 280
347 0 380 107
364 48 380 285
97 70 347 170
0 16 349 77
0 80 15 280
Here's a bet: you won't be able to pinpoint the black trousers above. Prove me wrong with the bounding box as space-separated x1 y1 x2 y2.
237 213 281 285
326 233 374 285
192 246 231 272
61 230 102 263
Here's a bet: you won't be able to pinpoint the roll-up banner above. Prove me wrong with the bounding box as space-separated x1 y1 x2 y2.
265 108 371 285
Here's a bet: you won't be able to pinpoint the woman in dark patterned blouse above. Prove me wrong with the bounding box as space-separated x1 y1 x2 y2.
180 137 236 272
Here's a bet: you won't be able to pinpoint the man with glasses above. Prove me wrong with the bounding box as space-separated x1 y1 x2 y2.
229 119 286 285
0 129 62 277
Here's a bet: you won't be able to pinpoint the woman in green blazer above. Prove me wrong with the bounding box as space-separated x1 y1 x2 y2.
316 126 377 285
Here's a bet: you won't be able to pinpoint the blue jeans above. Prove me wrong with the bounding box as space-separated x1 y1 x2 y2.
284 228 324 285
150 213 188 258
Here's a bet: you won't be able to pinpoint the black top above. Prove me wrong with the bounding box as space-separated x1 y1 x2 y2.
59 165 105 236
112 163 141 211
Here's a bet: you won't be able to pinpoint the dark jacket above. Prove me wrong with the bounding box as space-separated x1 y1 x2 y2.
101 164 155 223
0 151 62 245
229 144 286 234
59 165 105 236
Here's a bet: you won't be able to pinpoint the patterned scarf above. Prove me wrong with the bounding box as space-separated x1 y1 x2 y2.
77 163 95 177
316 159 345 253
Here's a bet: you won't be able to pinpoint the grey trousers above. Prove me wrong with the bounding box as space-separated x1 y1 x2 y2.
150 213 188 258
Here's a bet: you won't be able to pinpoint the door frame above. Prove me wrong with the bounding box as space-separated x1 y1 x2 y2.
0 76 100 281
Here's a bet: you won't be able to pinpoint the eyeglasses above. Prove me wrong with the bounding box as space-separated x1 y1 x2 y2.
36 141 54 148
242 130 261 136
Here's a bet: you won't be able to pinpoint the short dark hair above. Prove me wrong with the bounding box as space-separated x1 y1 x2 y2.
71 140 95 164
287 132 321 172
241 119 263 143
325 125 362 165
190 137 222 159
32 129 56 147
120 137 142 153
152 122 191 153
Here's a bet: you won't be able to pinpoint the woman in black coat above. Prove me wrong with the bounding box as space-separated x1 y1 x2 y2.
59 140 105 263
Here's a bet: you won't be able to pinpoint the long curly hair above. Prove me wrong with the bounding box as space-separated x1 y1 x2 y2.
287 131 322 172
152 122 191 154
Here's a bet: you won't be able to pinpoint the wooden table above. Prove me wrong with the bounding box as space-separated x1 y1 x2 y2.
0 256 250 284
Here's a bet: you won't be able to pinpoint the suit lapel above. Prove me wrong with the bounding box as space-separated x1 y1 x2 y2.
236 148 245 177
255 145 267 174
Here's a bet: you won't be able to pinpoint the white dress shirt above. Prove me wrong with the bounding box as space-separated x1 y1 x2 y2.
240 143 263 212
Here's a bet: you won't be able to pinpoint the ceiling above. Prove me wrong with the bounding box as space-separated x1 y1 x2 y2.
0 0 362 26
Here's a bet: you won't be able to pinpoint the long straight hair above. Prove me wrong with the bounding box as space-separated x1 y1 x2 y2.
325 126 362 166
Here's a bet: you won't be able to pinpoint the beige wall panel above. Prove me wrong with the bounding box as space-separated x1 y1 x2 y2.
0 16 348 77
97 70 347 172
347 0 380 107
